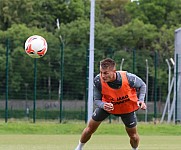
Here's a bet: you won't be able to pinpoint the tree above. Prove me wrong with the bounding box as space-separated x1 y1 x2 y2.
57 18 90 99
0 0 33 30
98 0 130 26
30 0 87 32
126 0 181 28
0 24 60 99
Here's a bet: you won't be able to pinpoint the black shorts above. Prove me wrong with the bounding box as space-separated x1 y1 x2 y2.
92 108 137 128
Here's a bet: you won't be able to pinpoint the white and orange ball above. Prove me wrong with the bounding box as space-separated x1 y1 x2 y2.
25 35 48 58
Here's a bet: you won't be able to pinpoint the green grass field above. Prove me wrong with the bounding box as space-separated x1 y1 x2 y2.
0 121 181 150
0 135 181 150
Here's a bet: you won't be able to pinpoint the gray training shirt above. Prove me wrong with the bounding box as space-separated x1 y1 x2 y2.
93 71 147 109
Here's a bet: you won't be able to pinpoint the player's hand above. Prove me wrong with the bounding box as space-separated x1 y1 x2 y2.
103 103 114 111
137 101 147 110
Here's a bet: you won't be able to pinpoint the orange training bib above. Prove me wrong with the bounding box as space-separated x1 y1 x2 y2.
101 71 139 114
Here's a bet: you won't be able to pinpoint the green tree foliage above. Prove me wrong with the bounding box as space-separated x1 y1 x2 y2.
58 19 90 99
0 0 88 32
98 0 130 26
0 0 33 30
0 24 60 99
30 0 87 32
0 0 180 102
126 0 181 28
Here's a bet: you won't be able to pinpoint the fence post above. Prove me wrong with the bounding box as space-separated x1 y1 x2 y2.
154 51 158 121
5 39 9 123
33 58 37 123
59 41 64 123
145 59 148 122
85 47 89 123
175 54 178 124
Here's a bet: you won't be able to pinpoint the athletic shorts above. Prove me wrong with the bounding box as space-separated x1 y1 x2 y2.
92 107 137 128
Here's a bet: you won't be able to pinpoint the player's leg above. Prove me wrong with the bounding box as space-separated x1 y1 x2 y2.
75 108 110 150
80 118 101 143
75 119 101 150
121 111 139 150
80 108 110 143
125 126 139 150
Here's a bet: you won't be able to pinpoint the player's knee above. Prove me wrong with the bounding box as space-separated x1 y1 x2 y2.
130 133 139 142
85 127 95 135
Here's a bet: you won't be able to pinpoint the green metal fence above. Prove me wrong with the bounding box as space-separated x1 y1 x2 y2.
0 39 178 123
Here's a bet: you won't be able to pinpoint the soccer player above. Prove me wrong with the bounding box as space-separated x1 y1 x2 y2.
75 58 147 150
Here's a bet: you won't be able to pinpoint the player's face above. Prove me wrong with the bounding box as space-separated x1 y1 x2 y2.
100 66 116 82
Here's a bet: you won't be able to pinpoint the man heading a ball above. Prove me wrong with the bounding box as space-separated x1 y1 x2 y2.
75 58 147 150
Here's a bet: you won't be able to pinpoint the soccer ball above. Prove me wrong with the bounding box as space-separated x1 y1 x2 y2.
25 35 48 58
